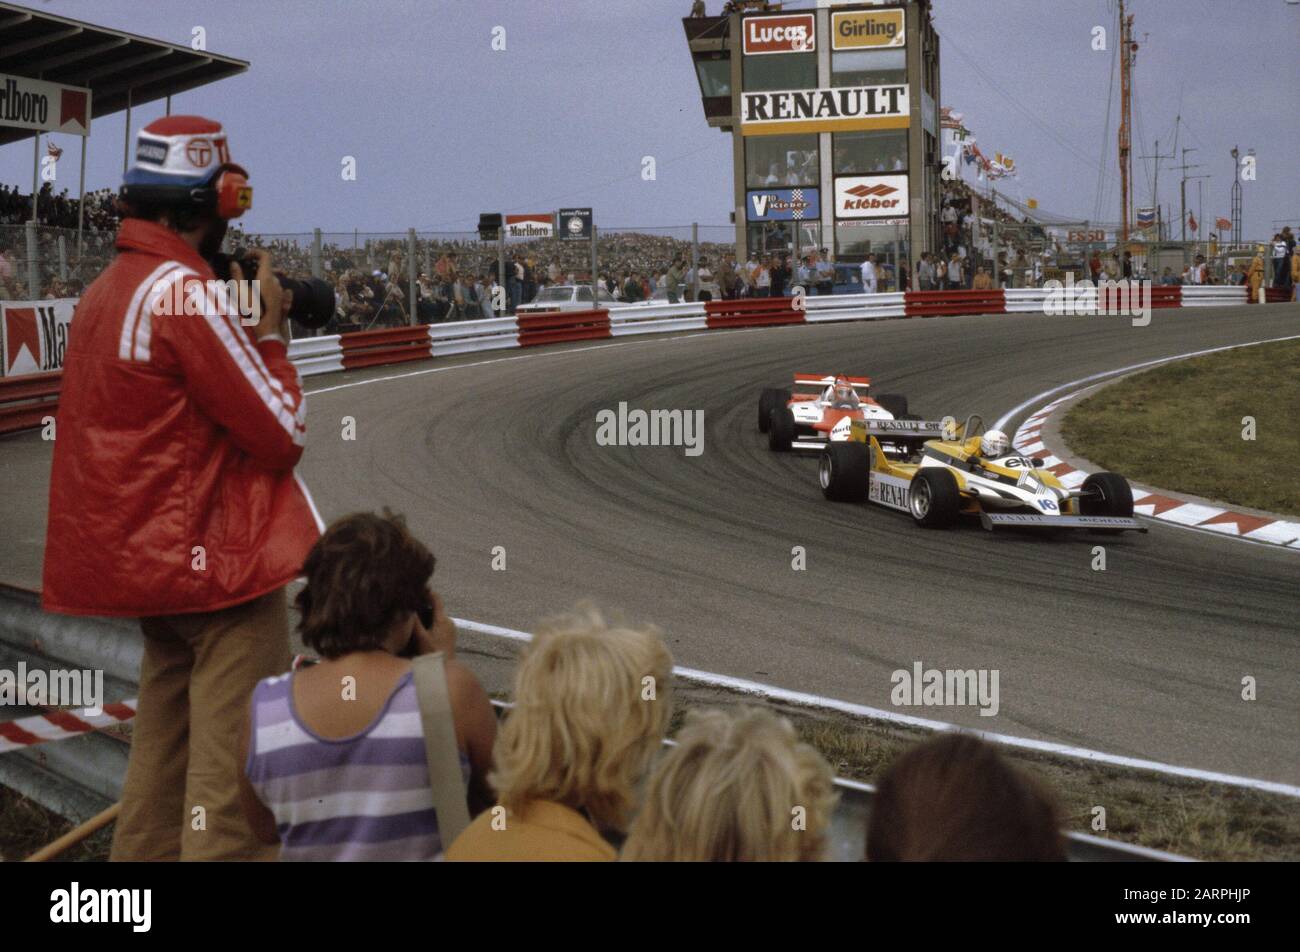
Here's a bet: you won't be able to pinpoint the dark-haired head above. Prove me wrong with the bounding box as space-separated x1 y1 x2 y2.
295 510 434 659
866 733 1066 862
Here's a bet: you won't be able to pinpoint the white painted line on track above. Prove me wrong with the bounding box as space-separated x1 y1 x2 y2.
453 618 1300 799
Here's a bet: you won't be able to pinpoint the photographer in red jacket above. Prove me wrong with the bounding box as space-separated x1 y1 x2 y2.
43 116 321 860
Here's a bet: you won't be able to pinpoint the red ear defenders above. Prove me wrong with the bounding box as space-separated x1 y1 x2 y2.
120 164 252 220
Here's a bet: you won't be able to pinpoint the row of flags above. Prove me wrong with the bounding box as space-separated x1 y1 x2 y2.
1138 207 1234 234
941 106 1017 181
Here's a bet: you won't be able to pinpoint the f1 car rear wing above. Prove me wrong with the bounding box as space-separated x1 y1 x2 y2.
794 373 870 392
851 418 948 442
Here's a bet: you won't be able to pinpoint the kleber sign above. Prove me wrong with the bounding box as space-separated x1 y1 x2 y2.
742 13 816 55
741 84 909 136
0 74 91 136
832 9 906 50
2 299 75 377
505 214 554 238
834 175 909 220
746 187 821 222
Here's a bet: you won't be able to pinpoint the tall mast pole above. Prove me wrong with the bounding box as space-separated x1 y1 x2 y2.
1118 1 1134 242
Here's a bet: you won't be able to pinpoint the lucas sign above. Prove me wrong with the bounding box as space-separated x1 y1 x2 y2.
741 84 909 136
835 175 909 220
742 13 816 55
0 74 91 136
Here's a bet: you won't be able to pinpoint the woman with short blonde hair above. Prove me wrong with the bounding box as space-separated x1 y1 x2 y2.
622 706 837 862
447 606 673 861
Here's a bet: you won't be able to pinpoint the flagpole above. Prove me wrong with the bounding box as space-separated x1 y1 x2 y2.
77 134 87 261
31 132 40 223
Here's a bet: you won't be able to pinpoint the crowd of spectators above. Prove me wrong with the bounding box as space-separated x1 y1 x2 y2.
1 181 119 231
4 177 1290 306
236 509 1071 862
230 228 740 332
1 182 120 299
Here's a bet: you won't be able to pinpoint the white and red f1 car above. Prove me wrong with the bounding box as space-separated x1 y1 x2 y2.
757 373 944 458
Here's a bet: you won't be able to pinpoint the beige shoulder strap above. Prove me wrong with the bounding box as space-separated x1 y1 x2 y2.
411 652 471 848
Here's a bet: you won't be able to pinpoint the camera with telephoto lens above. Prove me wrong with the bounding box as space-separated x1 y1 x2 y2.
211 250 336 330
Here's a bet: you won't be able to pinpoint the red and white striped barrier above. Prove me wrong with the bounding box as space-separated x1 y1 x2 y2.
0 699 137 753
516 308 610 347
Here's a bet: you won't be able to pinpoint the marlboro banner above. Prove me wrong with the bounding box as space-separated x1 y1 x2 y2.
2 298 76 377
0 74 91 136
505 214 555 238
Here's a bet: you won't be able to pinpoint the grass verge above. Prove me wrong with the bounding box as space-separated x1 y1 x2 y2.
1059 338 1300 516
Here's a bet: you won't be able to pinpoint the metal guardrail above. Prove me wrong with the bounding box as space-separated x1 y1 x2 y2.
0 583 1185 861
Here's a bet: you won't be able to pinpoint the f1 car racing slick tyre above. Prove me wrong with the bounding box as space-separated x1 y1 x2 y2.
909 468 961 528
820 442 871 502
875 393 909 418
758 388 791 433
1080 472 1135 532
768 405 796 452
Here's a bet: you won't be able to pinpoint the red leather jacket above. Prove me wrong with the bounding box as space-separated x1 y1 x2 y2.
43 219 321 617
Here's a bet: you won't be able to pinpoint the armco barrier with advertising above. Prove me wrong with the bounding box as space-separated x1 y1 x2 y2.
0 286 1289 435
1 298 76 378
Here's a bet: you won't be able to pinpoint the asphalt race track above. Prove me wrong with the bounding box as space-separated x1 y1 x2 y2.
3 304 1298 784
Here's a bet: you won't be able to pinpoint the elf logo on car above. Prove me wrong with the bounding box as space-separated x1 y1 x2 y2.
743 14 816 55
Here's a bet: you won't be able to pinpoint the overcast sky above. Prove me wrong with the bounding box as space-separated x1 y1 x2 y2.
4 0 1297 237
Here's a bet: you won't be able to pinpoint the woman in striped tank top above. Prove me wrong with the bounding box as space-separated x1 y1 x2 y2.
237 511 497 861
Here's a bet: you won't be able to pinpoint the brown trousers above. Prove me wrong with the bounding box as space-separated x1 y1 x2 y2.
110 587 291 861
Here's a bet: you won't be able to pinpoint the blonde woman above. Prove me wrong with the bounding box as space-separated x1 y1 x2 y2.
446 607 673 861
622 706 836 862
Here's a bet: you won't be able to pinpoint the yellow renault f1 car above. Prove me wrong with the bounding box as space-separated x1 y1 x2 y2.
817 414 1146 533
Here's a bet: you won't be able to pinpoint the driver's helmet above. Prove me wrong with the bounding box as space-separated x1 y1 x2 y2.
832 377 858 407
980 429 1011 458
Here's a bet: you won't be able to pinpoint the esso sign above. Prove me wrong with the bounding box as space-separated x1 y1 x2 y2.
743 14 816 55
1068 230 1107 243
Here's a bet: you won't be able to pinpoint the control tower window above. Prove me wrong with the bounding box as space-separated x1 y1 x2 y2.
745 134 819 189
833 130 908 175
743 51 816 92
831 48 906 88
693 56 731 98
